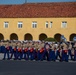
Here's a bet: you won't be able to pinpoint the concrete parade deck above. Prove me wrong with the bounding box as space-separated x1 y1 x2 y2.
0 53 76 75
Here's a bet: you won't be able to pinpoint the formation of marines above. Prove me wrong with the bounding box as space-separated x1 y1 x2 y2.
0 40 76 62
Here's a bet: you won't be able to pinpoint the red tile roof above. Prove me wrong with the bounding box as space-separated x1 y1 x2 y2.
0 2 76 18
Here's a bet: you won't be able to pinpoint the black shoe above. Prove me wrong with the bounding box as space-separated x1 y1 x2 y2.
7 58 10 60
2 58 5 60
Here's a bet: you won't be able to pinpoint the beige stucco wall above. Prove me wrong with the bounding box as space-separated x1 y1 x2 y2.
0 18 76 41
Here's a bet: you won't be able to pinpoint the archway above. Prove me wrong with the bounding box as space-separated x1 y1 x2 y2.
69 33 76 41
54 33 61 42
0 33 4 40
24 33 33 40
10 33 18 40
39 33 47 41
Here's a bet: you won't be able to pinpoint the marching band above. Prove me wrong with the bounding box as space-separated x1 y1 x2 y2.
0 40 76 62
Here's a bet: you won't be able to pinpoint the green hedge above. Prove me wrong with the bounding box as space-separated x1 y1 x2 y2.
44 37 57 42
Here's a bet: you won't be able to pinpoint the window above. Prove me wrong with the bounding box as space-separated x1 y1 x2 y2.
45 21 48 28
4 22 9 28
18 22 23 28
50 21 53 28
61 21 67 28
32 21 37 28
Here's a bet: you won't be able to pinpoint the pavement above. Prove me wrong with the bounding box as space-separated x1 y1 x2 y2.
0 54 76 75
0 60 76 75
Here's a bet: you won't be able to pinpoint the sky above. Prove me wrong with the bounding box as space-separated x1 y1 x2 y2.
0 0 76 4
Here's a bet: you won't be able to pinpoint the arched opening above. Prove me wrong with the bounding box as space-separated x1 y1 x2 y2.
0 33 4 40
24 33 33 40
39 33 47 41
70 34 76 41
54 33 61 42
10 33 18 40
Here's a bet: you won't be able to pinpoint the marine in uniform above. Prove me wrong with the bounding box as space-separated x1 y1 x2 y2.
3 41 10 60
73 42 76 61
10 42 17 60
61 43 69 62
49 43 56 61
68 42 73 60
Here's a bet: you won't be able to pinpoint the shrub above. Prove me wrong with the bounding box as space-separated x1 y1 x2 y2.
44 37 57 42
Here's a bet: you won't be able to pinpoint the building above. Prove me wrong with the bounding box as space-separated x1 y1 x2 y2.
0 2 76 41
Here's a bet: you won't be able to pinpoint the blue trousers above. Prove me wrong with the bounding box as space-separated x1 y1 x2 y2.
24 51 30 60
74 50 76 61
17 51 23 60
56 50 62 60
68 49 74 60
3 50 10 60
62 51 68 62
37 51 40 60
49 50 56 61
39 51 46 61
